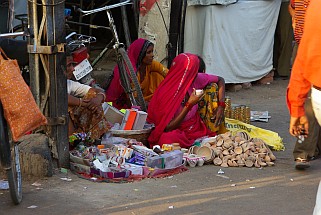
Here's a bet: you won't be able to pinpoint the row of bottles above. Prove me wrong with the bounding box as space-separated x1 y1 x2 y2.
224 97 251 124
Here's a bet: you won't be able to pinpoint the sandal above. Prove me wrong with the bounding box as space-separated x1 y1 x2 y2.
295 158 310 170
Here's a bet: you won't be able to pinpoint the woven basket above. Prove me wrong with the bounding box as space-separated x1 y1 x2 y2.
110 127 152 147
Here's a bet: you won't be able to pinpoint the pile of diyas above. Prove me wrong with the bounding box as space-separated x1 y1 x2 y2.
185 131 276 168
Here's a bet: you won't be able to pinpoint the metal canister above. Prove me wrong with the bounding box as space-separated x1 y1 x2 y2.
162 144 173 151
235 106 241 120
240 105 246 122
225 97 231 108
231 107 235 119
245 106 251 124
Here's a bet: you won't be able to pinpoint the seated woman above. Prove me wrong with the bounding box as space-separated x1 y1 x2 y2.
147 53 226 148
105 38 168 109
196 56 227 135
66 55 110 139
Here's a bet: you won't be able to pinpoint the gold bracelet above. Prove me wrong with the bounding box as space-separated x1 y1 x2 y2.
97 92 106 102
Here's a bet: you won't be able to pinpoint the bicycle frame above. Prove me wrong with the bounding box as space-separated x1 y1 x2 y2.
0 31 29 39
78 0 132 16
90 8 124 67
78 0 147 111
78 0 131 48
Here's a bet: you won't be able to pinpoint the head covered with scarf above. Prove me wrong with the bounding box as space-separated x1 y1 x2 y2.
147 53 200 145
127 38 154 71
105 38 154 106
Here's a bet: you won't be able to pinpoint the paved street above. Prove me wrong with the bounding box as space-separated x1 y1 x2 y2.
1 78 321 215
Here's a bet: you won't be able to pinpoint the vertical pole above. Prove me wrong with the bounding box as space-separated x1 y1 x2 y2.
79 0 83 34
121 0 131 48
178 0 187 54
46 0 69 168
28 0 40 106
167 0 183 68
28 0 69 168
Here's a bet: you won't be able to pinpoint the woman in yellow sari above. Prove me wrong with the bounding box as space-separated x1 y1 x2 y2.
105 38 168 109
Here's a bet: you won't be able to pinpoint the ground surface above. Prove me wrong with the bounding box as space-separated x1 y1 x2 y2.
1 78 321 215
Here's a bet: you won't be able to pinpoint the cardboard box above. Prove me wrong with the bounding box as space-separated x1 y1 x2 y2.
70 153 90 166
90 167 100 176
70 162 90 174
132 111 148 130
121 109 138 130
100 167 131 179
121 163 144 175
102 102 124 125
147 156 164 169
161 150 183 169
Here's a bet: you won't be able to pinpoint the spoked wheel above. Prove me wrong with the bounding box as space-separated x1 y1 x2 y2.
7 144 22 205
117 47 147 112
0 103 22 205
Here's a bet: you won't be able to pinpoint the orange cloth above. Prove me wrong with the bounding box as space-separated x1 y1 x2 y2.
286 0 321 117
137 60 168 102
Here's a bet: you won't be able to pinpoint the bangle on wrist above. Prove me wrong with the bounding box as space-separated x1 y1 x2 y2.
218 101 226 108
97 92 106 103
185 102 193 110
79 98 83 107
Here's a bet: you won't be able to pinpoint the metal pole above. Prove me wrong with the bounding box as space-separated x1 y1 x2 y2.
120 0 131 48
45 0 69 168
28 0 41 106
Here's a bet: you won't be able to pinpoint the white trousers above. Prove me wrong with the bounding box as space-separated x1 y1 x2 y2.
311 87 321 126
313 181 321 215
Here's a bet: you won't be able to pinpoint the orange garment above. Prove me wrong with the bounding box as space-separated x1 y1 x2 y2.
68 91 109 139
286 0 321 117
137 60 168 102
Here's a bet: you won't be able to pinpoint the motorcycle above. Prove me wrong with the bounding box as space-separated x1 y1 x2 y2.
65 32 97 87
0 31 30 85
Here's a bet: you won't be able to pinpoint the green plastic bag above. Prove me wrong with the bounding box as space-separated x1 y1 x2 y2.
225 118 285 151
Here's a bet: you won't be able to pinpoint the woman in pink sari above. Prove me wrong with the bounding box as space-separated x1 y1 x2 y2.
105 38 168 109
147 53 226 148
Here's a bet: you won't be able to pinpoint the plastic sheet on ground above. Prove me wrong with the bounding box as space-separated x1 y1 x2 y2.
225 118 285 151
71 164 188 183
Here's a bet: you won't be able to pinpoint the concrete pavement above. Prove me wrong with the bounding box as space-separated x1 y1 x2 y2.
1 78 320 215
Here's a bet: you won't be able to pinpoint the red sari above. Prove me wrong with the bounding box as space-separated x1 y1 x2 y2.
147 53 215 148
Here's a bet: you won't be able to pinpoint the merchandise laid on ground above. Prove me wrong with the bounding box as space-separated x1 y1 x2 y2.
69 132 188 182
69 104 283 183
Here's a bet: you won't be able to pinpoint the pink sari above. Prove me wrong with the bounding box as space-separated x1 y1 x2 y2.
147 53 215 148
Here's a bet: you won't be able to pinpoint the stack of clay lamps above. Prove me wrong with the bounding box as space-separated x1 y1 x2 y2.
202 131 276 168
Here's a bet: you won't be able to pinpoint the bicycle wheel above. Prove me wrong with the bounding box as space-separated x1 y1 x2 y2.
0 104 22 205
7 144 22 204
118 47 147 111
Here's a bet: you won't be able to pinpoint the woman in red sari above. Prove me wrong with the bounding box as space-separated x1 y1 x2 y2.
105 38 168 109
147 53 226 148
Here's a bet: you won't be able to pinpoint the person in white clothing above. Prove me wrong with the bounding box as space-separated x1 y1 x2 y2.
66 55 110 139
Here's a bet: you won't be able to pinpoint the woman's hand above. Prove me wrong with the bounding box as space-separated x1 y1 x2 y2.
212 106 225 127
188 88 204 105
83 97 104 118
165 89 203 132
